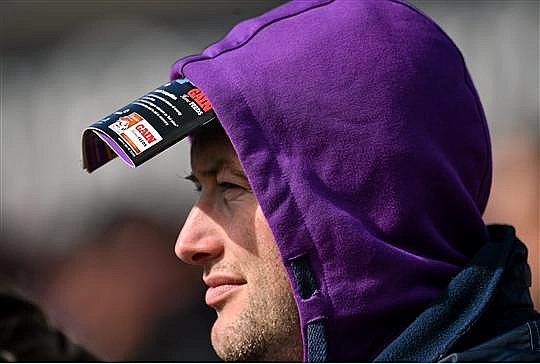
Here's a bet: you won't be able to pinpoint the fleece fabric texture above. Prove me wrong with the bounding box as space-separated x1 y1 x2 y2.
170 0 492 360
375 224 540 362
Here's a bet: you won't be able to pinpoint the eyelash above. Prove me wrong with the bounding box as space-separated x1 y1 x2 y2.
192 182 239 193
218 182 239 190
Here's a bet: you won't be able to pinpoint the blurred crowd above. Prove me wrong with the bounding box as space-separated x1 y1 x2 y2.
1 213 219 361
1 1 538 360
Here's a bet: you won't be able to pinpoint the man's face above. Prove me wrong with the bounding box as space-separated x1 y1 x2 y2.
175 124 302 362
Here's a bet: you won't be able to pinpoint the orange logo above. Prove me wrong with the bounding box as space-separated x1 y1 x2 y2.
119 112 143 127
187 88 213 112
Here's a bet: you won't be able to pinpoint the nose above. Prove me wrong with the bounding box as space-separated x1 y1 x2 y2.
175 205 224 265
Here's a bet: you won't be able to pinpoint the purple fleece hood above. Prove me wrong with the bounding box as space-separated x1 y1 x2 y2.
171 0 492 361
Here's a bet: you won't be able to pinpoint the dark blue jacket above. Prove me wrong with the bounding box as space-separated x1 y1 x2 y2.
376 225 540 362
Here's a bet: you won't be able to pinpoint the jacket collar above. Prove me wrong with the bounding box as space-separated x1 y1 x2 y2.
375 225 529 362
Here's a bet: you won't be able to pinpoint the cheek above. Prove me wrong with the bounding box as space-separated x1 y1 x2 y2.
253 207 283 265
254 213 279 256
251 210 294 310
254 208 278 250
224 199 261 254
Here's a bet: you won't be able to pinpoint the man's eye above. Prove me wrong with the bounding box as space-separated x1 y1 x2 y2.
218 182 246 201
218 182 240 190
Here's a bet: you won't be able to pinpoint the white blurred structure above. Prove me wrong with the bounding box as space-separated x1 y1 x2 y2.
1 1 287 251
1 1 538 303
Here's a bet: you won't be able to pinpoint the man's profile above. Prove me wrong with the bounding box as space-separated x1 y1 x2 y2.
177 122 302 361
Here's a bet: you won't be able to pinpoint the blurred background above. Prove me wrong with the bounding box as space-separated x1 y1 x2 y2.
0 0 538 361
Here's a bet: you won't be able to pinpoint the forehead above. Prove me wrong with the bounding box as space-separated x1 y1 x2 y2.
190 122 239 173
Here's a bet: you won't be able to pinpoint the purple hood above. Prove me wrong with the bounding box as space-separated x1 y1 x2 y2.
170 0 492 360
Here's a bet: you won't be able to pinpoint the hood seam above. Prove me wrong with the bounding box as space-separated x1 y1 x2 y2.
177 0 335 78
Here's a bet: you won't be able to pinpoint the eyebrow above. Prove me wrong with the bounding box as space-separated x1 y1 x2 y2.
185 159 249 184
188 158 227 181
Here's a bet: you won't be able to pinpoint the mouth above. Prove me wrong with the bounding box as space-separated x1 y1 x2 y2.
204 275 247 307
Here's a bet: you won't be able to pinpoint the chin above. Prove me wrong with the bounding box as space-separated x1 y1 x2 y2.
210 303 242 352
210 320 240 361
210 303 256 361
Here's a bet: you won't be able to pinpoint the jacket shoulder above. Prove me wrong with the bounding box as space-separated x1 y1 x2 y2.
439 319 540 362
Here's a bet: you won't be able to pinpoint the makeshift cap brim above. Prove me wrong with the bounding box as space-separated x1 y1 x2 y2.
81 78 216 173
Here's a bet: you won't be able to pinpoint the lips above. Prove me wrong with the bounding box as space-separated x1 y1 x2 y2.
204 275 246 307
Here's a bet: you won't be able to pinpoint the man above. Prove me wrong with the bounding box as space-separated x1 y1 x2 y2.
170 0 540 361
85 0 540 361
